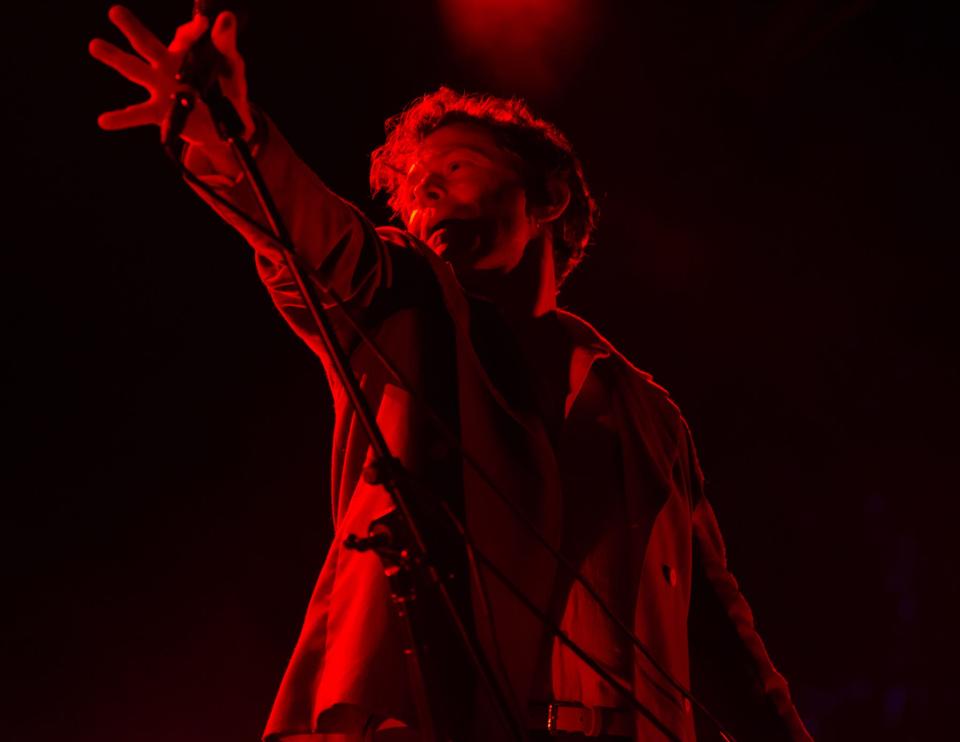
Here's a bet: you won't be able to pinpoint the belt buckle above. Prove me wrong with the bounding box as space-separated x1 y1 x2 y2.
544 702 605 737
546 702 559 733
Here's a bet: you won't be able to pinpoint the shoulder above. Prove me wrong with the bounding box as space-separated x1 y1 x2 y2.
375 224 420 248
559 309 682 415
559 309 696 477
369 224 442 287
376 225 442 260
562 310 707 497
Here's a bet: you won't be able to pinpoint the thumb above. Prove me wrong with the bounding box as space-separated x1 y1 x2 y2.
210 11 253 139
211 12 240 61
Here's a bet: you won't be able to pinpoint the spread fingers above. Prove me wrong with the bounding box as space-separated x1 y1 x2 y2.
97 100 161 131
107 5 166 64
89 38 154 87
211 12 239 56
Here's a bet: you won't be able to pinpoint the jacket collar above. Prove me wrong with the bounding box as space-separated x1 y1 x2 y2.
393 229 640 423
556 309 613 418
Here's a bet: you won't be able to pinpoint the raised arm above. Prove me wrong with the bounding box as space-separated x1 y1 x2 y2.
90 5 410 366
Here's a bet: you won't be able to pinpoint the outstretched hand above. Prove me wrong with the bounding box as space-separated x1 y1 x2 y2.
89 5 253 148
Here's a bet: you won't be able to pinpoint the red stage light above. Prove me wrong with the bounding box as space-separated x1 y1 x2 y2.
438 0 601 96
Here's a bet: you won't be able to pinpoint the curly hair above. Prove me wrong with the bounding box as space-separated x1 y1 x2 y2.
370 87 597 286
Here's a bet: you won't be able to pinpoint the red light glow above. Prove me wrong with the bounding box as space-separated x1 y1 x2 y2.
438 0 601 96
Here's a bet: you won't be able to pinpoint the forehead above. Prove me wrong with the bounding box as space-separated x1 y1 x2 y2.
412 122 522 168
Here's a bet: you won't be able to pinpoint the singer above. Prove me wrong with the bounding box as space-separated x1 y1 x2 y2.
90 6 813 741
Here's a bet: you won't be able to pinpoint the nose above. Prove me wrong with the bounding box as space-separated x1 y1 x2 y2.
412 169 445 207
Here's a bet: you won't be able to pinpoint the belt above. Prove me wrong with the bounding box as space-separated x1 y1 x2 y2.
528 702 633 738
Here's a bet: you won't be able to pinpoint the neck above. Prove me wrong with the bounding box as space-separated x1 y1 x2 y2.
460 233 558 323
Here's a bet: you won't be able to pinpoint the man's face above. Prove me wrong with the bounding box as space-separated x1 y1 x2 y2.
402 123 537 275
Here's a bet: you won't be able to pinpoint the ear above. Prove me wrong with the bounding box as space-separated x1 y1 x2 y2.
530 177 571 224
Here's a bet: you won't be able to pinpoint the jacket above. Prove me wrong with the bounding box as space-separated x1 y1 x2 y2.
186 114 813 742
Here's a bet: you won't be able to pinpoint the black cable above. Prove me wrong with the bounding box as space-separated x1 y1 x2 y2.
174 153 737 742
441 501 681 742
171 130 527 741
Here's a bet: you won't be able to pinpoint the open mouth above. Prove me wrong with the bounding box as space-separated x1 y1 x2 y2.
425 218 481 258
426 218 466 239
426 217 484 240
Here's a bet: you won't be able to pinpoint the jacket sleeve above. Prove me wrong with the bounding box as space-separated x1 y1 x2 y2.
683 423 814 741
181 110 404 374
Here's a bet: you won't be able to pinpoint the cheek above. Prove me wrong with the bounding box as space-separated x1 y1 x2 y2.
482 182 529 227
479 187 533 267
497 190 534 252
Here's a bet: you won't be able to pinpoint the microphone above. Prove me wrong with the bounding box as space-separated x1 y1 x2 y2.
162 1 249 145
177 1 235 96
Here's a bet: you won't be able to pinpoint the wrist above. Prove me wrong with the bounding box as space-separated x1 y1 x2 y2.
181 106 266 185
191 139 242 179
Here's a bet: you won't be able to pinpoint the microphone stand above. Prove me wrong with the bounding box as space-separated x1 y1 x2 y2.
168 81 528 742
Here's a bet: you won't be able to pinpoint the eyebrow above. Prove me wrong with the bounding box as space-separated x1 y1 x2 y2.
403 146 507 182
446 144 496 157
416 143 500 165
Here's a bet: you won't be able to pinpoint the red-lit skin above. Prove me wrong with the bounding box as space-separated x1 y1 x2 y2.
402 122 570 320
88 5 252 176
404 124 533 270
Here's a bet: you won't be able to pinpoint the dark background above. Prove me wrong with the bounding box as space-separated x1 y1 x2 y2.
5 1 956 740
